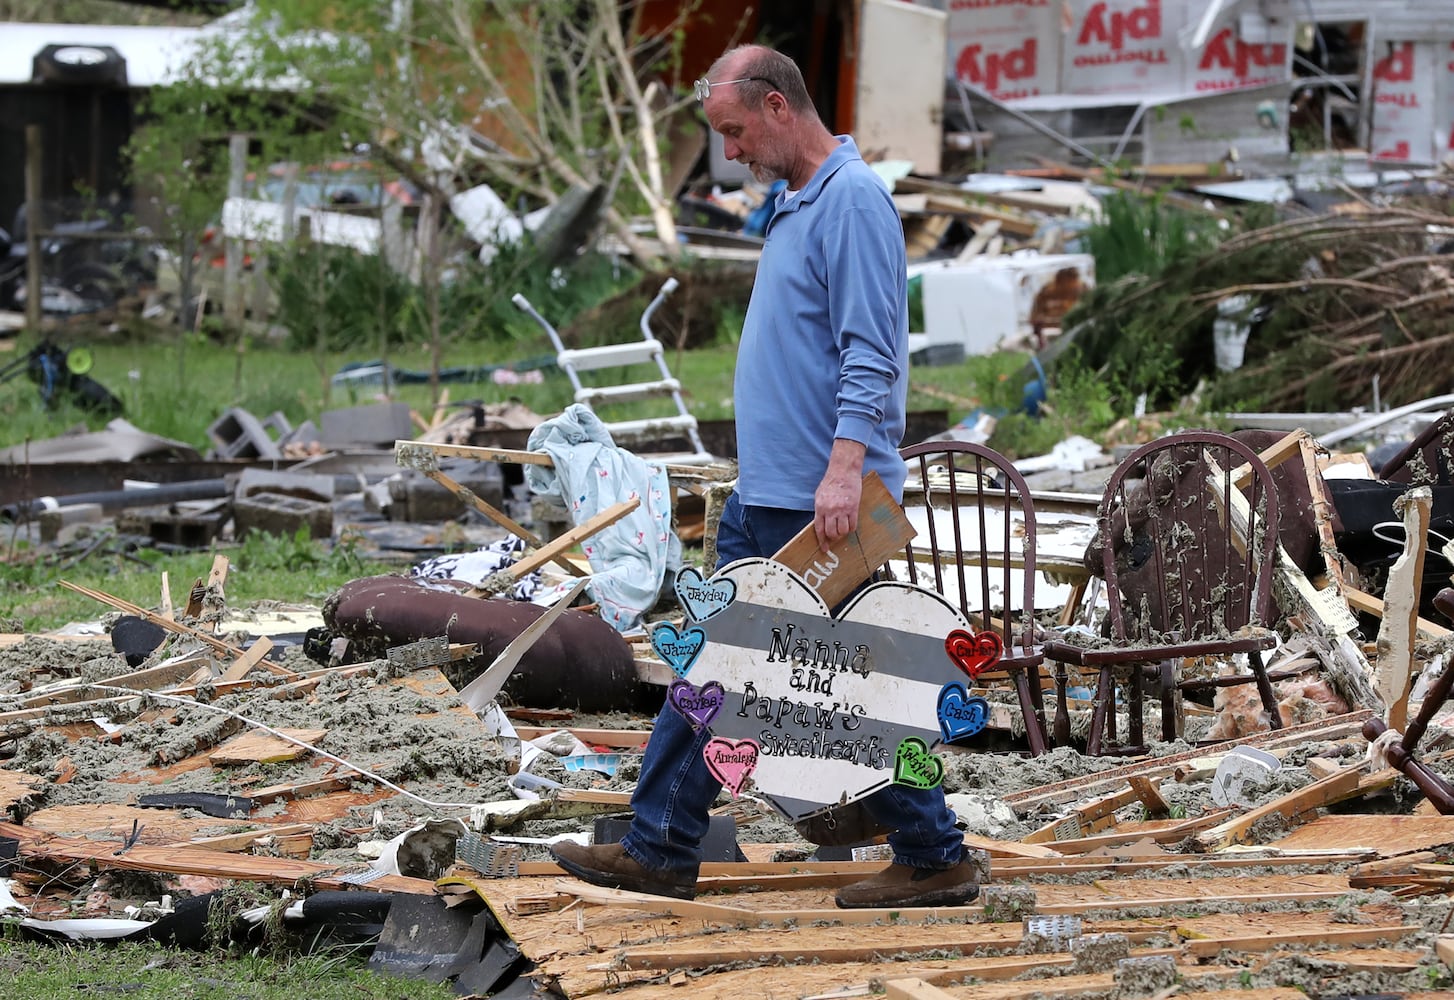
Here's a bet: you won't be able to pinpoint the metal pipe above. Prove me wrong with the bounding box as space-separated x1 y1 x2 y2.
2 479 231 522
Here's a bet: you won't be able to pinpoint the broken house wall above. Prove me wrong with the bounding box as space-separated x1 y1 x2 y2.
935 0 1454 167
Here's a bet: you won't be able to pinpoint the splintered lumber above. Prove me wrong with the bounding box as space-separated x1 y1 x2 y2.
23 804 286 847
1344 588 1452 640
468 499 639 596
1003 710 1373 812
219 636 275 682
0 820 432 894
1374 486 1432 731
58 579 245 658
1039 811 1232 855
19 655 211 709
208 727 328 765
771 471 915 609
1207 452 1380 712
1023 786 1140 843
394 439 733 482
57 579 297 680
0 768 45 812
423 465 555 552
1192 765 1364 850
201 554 229 634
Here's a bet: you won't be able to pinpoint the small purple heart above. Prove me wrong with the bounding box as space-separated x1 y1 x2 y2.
668 679 725 730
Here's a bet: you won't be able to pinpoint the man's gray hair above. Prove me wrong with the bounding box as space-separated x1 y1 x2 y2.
708 45 817 117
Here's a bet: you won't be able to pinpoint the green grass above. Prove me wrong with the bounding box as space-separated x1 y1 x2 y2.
0 331 1031 455
0 939 454 999
0 528 402 632
1 325 1037 632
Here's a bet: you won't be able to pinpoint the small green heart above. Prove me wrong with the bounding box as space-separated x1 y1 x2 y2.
892 737 944 790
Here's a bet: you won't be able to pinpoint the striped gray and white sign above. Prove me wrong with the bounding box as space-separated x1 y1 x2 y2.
683 558 973 822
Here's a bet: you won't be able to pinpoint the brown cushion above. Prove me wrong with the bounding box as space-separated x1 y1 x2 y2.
324 575 656 713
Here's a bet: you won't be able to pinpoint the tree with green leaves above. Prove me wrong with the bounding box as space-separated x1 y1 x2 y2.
132 0 710 398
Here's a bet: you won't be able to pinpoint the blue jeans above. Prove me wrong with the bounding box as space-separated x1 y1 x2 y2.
621 492 964 876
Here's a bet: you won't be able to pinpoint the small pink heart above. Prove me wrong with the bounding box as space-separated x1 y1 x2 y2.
944 628 1003 680
703 737 759 797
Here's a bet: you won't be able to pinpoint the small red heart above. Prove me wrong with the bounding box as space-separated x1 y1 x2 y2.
944 629 1003 679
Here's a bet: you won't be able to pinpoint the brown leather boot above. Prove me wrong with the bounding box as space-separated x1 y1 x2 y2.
834 849 985 909
552 841 698 900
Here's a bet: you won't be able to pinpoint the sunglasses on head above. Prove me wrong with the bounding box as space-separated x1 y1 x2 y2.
693 75 779 101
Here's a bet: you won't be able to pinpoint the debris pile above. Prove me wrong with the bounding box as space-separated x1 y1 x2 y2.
2 417 1454 999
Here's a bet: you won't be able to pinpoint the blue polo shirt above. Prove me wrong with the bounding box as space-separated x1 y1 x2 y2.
733 136 909 509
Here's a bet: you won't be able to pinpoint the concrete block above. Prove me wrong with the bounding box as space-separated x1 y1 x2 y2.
530 494 571 540
386 462 505 523
233 493 333 540
234 467 335 503
319 402 413 448
38 503 104 544
594 814 741 863
115 504 229 549
207 407 290 459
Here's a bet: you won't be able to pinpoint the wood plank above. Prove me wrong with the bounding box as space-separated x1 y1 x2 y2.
208 727 328 765
771 471 916 609
26 804 261 846
1273 815 1454 855
1375 486 1431 730
58 579 246 660
19 655 211 709
1022 787 1140 843
1345 587 1452 639
513 726 651 749
220 635 275 682
0 820 431 894
1183 924 1419 958
1002 711 1373 812
1193 766 1364 851
0 768 45 812
1127 776 1170 816
1041 812 1231 855
468 498 639 595
394 439 733 481
183 822 315 854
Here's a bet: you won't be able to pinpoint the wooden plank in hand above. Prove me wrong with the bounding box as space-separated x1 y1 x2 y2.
771 472 915 609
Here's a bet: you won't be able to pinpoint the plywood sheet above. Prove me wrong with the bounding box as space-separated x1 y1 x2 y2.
0 768 44 812
472 865 1409 1000
209 727 328 765
25 804 235 844
1270 814 1454 855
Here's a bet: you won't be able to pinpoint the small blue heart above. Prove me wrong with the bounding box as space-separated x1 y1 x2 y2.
651 622 707 678
674 567 737 624
937 682 989 742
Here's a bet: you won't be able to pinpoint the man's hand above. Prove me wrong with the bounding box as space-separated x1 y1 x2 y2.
814 439 867 553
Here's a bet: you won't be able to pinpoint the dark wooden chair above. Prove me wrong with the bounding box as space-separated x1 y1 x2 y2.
1042 431 1285 755
895 441 1051 755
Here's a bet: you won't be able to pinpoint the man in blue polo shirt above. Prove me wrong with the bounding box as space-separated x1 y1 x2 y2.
553 44 982 909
